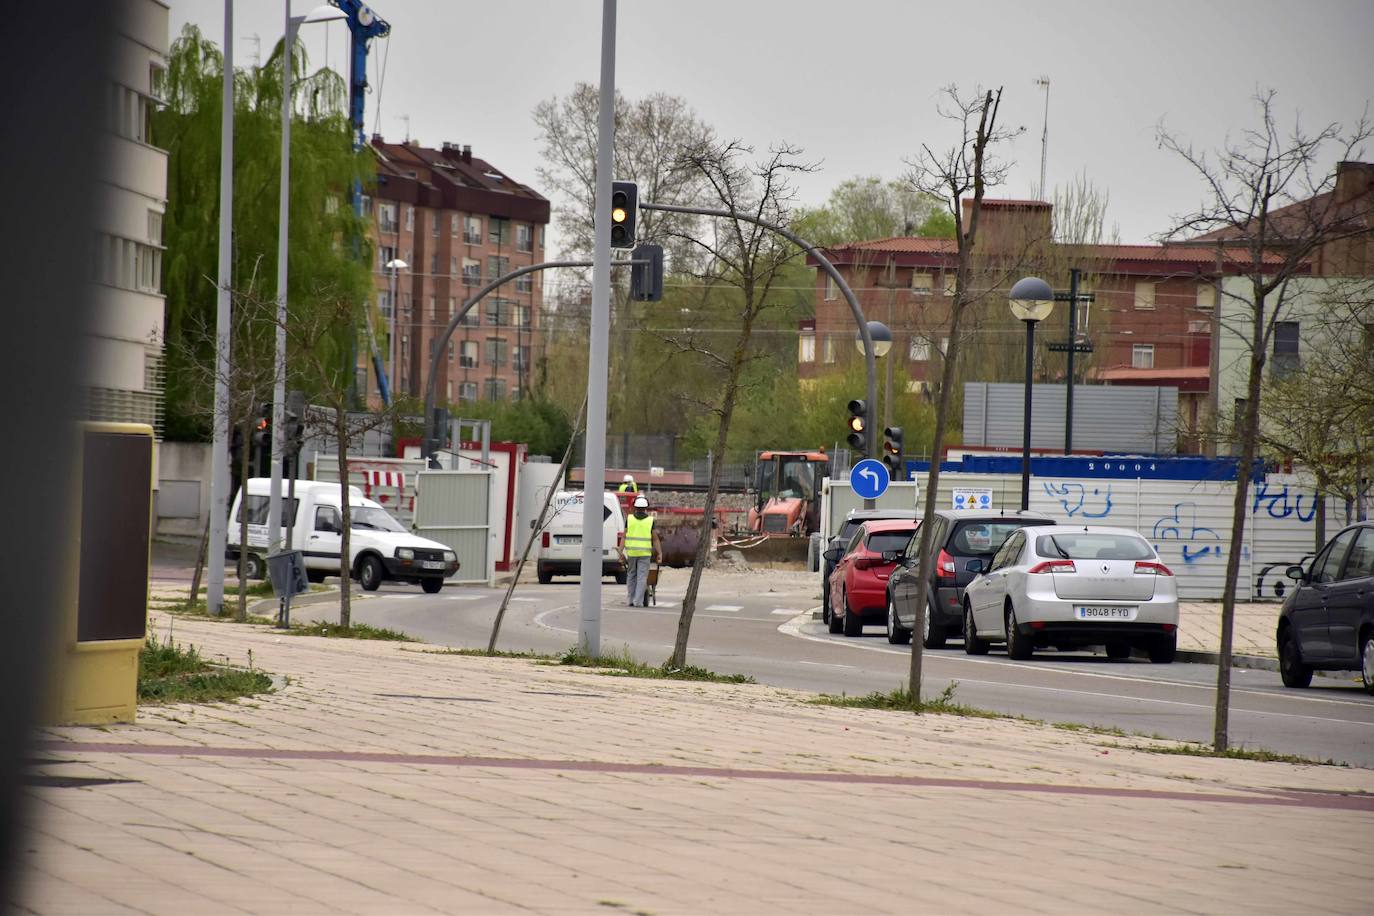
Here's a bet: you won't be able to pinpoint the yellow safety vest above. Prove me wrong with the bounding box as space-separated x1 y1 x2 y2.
625 513 655 558
619 482 637 493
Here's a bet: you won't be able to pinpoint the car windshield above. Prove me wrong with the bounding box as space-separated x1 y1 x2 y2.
349 506 406 532
951 521 1035 556
778 459 816 500
867 531 915 554
1035 533 1152 561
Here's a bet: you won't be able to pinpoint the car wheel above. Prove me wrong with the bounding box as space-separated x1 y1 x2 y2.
922 595 947 650
1005 605 1033 660
1277 630 1311 687
887 593 911 645
306 568 326 584
822 581 832 625
842 591 864 637
1361 632 1374 696
358 555 384 592
421 578 443 594
1148 633 1177 665
244 553 267 581
963 602 989 655
1105 640 1131 660
537 566 553 585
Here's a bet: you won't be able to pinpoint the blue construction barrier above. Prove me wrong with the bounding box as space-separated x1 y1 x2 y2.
902 454 1265 483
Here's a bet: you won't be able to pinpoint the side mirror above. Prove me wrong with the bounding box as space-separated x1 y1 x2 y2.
1285 564 1306 582
881 550 901 563
822 548 842 563
966 558 985 574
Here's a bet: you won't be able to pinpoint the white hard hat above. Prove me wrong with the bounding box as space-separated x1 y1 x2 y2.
633 496 649 508
623 474 634 481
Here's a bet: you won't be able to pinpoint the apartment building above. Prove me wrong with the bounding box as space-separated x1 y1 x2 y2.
364 137 550 407
86 0 169 433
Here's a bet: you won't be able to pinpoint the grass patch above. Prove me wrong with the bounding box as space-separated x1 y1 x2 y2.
138 635 272 705
149 598 274 626
416 647 557 659
555 647 755 684
1106 742 1346 767
811 682 1028 721
289 621 414 641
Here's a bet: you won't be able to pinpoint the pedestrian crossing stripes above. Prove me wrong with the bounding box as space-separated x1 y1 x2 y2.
771 608 805 615
704 605 743 612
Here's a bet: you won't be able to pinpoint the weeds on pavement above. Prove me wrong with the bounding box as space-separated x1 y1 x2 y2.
138 634 272 705
418 647 557 659
1103 742 1347 767
812 682 1027 720
289 621 414 641
555 646 755 684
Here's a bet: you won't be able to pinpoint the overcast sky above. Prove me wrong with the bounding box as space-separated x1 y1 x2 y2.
169 1 1373 247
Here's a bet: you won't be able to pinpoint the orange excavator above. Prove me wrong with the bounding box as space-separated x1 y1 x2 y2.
747 450 831 539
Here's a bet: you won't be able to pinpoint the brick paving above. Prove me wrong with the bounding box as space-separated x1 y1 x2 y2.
14 606 1373 915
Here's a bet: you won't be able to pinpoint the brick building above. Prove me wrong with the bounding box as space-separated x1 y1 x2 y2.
363 138 550 406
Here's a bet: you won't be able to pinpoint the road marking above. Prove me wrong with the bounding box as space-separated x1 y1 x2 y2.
706 605 743 612
509 597 540 603
771 608 805 615
796 660 856 669
442 595 481 601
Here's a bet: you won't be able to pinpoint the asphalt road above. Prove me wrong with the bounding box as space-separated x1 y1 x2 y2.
284 572 1374 767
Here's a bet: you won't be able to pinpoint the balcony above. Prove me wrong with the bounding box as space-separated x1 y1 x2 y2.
463 232 483 245
379 219 399 234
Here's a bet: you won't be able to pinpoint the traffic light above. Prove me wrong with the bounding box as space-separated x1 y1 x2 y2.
630 243 664 301
284 390 306 457
882 426 905 476
252 402 272 478
609 180 637 248
846 399 868 455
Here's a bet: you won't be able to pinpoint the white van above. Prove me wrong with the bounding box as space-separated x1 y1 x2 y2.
535 490 626 585
227 478 459 593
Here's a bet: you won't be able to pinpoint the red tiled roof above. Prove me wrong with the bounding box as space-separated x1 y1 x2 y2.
978 198 1052 208
825 236 956 254
1074 243 1289 266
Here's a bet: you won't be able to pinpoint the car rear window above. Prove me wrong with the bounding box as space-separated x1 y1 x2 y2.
837 521 861 542
1036 532 1153 561
867 531 915 553
950 521 1035 556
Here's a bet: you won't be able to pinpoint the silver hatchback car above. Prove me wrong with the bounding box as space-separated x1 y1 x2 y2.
962 525 1179 663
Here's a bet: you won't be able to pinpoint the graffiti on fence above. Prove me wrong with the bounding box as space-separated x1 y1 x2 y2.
1043 481 1114 518
1255 556 1315 599
1251 481 1317 522
1152 502 1222 564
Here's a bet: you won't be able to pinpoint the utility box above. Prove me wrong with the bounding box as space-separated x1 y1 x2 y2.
46 423 154 725
267 549 309 598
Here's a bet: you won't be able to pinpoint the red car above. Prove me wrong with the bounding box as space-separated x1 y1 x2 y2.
825 519 919 637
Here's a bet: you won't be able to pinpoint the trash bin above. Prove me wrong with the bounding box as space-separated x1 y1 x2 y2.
267 549 309 599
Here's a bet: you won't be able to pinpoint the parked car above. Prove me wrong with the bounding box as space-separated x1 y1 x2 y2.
887 510 1056 648
821 508 918 625
962 525 1178 663
1276 521 1374 693
824 519 919 637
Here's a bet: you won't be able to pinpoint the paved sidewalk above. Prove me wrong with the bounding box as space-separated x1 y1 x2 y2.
16 609 1372 914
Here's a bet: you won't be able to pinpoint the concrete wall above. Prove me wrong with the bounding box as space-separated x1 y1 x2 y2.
155 441 210 539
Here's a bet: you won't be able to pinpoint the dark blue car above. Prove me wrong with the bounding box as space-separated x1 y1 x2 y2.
1277 521 1374 693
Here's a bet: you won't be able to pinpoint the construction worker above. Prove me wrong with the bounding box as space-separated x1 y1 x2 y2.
619 495 662 607
618 474 638 494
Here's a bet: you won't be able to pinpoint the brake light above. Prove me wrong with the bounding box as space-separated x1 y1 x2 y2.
937 549 956 578
1028 560 1076 574
541 531 550 549
853 556 877 570
1134 561 1173 576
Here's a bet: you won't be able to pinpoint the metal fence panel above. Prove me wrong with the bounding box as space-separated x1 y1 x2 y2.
414 470 493 584
964 382 1179 454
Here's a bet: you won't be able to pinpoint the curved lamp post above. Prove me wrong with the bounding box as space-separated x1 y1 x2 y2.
854 319 892 358
385 258 407 398
1009 277 1055 511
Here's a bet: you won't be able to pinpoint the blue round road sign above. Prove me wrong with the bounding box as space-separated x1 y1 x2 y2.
849 459 890 500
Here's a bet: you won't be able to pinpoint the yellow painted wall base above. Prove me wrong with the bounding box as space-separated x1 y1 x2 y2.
47 639 142 726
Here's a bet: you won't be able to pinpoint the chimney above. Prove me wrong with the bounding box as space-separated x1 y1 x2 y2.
462 145 472 163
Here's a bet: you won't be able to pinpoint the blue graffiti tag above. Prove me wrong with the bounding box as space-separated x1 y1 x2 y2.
1042 481 1114 518
1251 481 1317 522
1152 502 1222 564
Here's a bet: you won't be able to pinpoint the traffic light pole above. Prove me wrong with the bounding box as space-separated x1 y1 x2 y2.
639 201 879 459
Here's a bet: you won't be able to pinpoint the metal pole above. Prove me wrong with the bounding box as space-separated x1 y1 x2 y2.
207 0 235 617
268 7 297 554
389 264 398 396
1021 318 1036 511
578 0 617 657
1064 266 1079 455
280 452 298 629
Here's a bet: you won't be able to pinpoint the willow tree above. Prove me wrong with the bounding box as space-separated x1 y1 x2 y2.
155 25 372 440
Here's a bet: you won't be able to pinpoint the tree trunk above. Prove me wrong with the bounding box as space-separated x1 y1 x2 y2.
670 315 753 670
1314 471 1328 554
337 413 352 628
187 515 210 610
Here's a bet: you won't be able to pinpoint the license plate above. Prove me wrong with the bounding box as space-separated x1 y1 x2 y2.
422 560 447 570
556 535 581 545
1075 606 1137 621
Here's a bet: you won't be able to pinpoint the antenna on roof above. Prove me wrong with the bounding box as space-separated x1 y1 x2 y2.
398 114 410 143
242 34 261 66
1034 77 1050 201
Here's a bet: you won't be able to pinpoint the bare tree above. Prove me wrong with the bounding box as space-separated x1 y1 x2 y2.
1158 90 1373 751
900 86 1019 703
662 139 815 670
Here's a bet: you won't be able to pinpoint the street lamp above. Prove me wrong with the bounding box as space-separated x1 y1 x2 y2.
854 319 893 358
386 258 408 397
267 2 348 551
1009 277 1055 511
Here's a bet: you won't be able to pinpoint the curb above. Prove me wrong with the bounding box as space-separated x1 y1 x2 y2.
247 587 342 620
1176 649 1279 672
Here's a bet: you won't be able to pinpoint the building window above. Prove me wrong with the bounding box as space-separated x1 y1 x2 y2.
824 276 837 301
462 258 481 287
943 273 958 298
487 255 509 281
448 341 454 362
431 212 439 237
93 234 161 293
1132 344 1155 369
909 338 930 362
378 291 392 318
1134 281 1156 310
939 337 949 354
451 213 459 235
108 83 154 144
460 381 478 401
513 345 529 370
430 254 439 276
822 336 836 364
515 273 533 293
911 272 933 295
460 341 479 368
377 245 395 270
516 223 534 252
458 307 479 327
1273 321 1300 376
450 256 458 276
484 378 508 401
148 210 163 244
464 216 482 244
446 380 453 401
428 296 436 320
404 205 414 231
485 338 508 367
486 299 510 326
1196 284 1216 310
489 218 510 246
798 334 815 364
512 304 531 328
